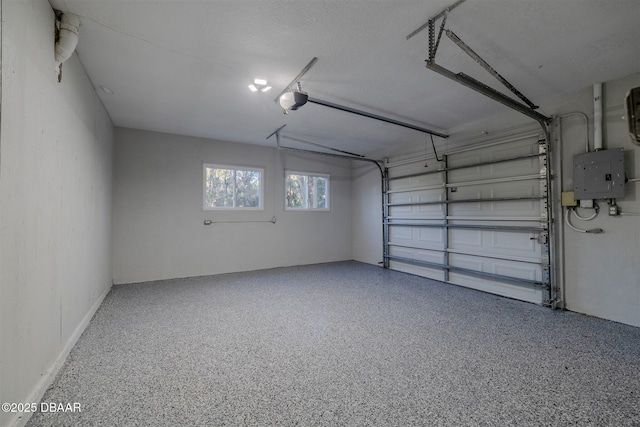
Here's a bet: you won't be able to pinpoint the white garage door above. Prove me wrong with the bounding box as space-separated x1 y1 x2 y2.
384 128 553 305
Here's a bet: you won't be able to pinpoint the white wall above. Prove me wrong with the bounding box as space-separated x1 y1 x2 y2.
112 128 353 284
0 1 114 426
352 72 640 327
556 73 640 326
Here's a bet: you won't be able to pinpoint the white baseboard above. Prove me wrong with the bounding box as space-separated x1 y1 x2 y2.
7 285 112 427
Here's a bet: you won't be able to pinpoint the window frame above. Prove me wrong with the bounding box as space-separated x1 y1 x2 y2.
284 170 331 211
203 163 265 211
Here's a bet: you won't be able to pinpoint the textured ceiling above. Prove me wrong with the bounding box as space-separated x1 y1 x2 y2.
49 0 640 156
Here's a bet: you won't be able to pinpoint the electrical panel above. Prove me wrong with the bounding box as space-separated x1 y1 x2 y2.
573 148 625 200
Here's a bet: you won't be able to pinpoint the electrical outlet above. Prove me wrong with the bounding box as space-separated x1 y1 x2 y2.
608 205 619 216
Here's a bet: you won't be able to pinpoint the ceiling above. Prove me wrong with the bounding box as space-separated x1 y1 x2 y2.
49 0 640 157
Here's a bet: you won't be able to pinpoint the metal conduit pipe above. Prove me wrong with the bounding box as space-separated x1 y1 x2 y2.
594 83 603 151
558 112 590 153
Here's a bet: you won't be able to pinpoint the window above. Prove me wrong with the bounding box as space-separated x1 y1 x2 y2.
285 171 330 210
203 164 263 210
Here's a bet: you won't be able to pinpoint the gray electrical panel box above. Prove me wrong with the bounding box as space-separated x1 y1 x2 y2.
573 148 625 200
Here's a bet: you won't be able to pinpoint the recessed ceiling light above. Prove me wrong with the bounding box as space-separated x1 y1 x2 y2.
248 78 270 93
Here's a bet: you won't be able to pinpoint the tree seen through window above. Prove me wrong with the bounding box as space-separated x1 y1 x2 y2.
286 172 329 210
204 165 262 209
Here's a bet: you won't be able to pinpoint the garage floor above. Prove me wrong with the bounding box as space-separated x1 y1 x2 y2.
27 262 639 426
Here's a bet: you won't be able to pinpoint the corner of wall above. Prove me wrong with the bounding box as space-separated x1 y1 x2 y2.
0 2 115 426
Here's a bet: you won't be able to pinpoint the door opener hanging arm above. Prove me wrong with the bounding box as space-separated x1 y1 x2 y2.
407 0 550 125
445 30 538 110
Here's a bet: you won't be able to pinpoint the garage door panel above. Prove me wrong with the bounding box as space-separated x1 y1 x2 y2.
449 163 538 182
449 253 484 271
385 128 551 306
491 156 539 175
388 246 445 280
389 226 413 241
447 253 541 282
449 228 484 248
418 227 445 244
447 150 486 168
493 262 540 282
490 180 539 197
390 261 444 281
389 246 443 262
388 205 441 217
449 238 541 261
388 171 443 190
448 272 543 304
449 189 483 213
450 229 537 255
490 143 539 173
389 227 445 246
491 231 537 252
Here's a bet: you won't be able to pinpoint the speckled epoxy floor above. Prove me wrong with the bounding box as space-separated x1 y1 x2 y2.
27 261 640 426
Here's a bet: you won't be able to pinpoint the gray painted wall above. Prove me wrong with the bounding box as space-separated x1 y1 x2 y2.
112 128 353 284
0 1 114 426
352 72 640 327
557 73 640 326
